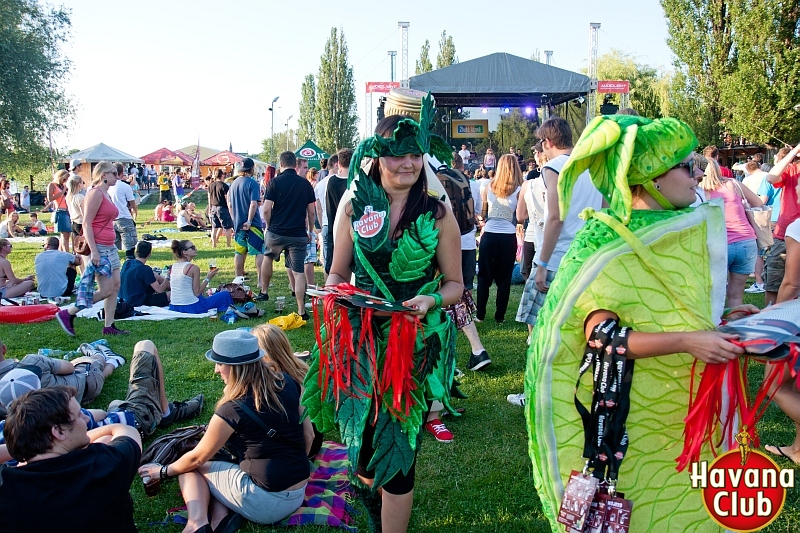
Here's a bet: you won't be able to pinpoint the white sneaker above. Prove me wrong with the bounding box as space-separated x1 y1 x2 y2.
744 283 765 294
506 393 526 407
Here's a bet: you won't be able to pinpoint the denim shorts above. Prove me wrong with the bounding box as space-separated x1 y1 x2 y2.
97 243 121 270
55 209 71 233
728 239 757 275
204 461 305 524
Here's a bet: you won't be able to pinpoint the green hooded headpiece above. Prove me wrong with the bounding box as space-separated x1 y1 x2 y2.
348 92 452 186
558 115 698 225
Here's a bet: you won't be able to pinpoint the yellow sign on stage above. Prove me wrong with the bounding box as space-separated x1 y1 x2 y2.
452 119 489 138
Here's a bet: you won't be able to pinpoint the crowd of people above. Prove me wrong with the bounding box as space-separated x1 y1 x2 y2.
0 96 799 533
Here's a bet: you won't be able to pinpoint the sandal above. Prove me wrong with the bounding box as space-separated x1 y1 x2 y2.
765 445 800 465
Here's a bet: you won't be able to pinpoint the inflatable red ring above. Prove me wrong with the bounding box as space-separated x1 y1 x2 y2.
0 304 59 324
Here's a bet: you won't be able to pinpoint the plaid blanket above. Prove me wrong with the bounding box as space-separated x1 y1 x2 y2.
153 441 356 530
279 441 356 531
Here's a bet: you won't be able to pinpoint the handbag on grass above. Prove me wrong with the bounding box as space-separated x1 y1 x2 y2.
732 179 773 249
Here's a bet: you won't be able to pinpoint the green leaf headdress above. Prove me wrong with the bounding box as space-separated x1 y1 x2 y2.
348 92 452 186
558 115 698 225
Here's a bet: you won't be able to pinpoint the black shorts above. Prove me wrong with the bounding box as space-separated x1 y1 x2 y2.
210 206 233 229
264 232 308 273
72 222 83 236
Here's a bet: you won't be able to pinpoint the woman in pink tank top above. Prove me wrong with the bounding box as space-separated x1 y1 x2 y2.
700 159 763 307
55 162 129 336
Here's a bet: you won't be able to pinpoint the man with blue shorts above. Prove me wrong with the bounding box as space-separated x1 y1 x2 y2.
228 158 265 295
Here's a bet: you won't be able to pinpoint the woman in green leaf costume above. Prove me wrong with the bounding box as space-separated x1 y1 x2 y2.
303 99 463 533
525 115 749 532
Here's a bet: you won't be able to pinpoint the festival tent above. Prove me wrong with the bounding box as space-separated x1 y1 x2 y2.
65 142 143 184
178 145 221 162
201 150 243 166
295 140 330 170
409 52 590 106
140 148 193 166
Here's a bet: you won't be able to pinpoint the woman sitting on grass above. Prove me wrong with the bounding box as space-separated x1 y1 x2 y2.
139 330 311 533
177 203 205 232
167 239 231 314
0 238 34 298
156 200 176 223
252 323 321 458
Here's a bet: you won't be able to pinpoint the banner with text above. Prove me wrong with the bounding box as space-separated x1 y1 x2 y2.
452 119 489 139
597 80 630 94
366 82 400 94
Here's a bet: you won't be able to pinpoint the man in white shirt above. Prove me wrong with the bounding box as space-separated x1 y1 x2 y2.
20 186 30 212
35 236 81 297
69 159 82 186
108 171 138 260
510 117 602 407
458 144 471 165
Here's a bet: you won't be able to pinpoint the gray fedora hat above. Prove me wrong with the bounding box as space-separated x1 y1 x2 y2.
205 330 265 365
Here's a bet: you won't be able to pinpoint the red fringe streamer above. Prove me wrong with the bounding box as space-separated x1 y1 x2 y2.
380 313 421 421
313 284 371 405
676 340 800 472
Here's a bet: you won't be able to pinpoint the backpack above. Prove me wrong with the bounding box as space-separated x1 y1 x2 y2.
435 166 476 235
141 425 206 465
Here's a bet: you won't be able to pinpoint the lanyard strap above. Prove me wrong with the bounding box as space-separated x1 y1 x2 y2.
574 318 635 482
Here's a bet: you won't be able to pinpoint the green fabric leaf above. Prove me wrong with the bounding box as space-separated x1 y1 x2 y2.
350 170 389 253
336 395 370 470
368 410 418 489
416 275 442 297
301 348 336 433
389 212 438 282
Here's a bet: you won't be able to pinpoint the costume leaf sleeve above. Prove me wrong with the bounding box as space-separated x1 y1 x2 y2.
368 410 418 488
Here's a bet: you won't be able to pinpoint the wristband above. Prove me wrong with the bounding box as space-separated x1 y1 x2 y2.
536 260 549 269
160 464 170 480
430 292 443 308
203 278 210 284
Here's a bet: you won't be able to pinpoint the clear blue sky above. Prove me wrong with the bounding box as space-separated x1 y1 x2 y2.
57 0 674 157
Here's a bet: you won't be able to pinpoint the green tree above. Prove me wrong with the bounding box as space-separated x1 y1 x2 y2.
661 0 737 145
0 0 74 174
415 39 433 75
720 0 800 146
315 27 359 154
260 129 299 161
298 74 316 143
490 110 540 157
436 31 458 69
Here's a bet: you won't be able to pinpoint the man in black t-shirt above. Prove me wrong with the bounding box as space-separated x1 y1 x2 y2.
260 151 316 319
324 148 353 274
208 169 233 248
120 240 170 307
0 385 142 533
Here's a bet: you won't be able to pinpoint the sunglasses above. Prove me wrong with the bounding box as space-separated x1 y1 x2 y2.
672 160 695 175
184 245 196 251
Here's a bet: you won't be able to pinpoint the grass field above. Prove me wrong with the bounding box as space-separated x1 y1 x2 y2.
0 192 798 532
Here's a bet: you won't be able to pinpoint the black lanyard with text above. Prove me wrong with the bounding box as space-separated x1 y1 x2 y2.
575 318 635 483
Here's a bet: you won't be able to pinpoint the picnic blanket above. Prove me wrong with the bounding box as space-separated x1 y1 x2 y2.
151 441 356 530
279 440 356 531
73 301 215 321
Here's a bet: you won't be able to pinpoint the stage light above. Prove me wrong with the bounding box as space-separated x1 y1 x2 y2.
482 107 488 114
503 107 510 114
457 107 463 113
525 107 533 115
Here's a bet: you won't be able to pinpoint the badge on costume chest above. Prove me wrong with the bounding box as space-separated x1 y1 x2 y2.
353 205 386 238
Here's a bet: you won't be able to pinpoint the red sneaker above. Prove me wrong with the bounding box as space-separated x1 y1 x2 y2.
424 419 453 443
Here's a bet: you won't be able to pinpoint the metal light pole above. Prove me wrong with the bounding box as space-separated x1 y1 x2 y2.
285 115 293 151
269 96 279 163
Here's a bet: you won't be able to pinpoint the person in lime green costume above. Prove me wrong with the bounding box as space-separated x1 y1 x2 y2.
525 115 752 532
302 96 464 533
